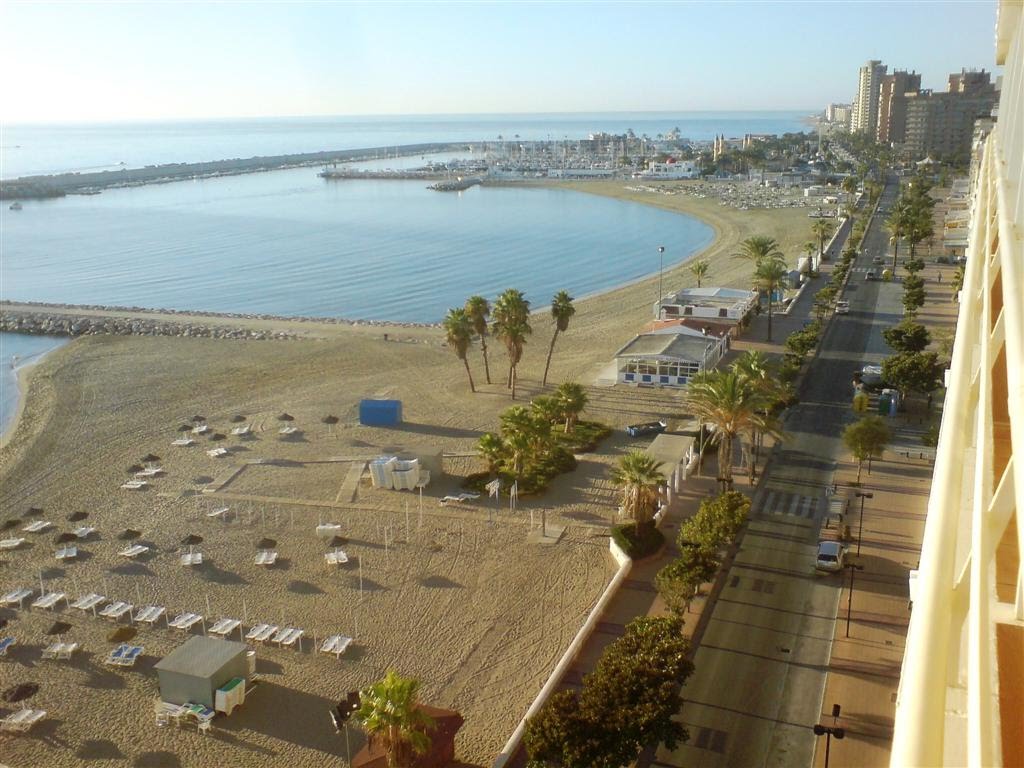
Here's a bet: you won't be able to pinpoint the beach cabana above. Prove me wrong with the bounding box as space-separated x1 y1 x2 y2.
352 704 464 768
155 636 248 710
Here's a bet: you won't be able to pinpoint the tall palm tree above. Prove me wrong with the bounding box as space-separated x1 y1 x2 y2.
554 381 587 433
733 235 783 267
465 295 492 385
754 257 789 342
730 351 788 479
886 199 910 274
355 670 434 768
442 308 475 393
609 450 665 524
811 219 833 262
477 432 505 475
542 290 575 385
684 370 783 491
689 258 710 288
492 289 532 399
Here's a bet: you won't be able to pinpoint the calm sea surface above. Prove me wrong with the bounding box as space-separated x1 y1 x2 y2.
0 334 68 437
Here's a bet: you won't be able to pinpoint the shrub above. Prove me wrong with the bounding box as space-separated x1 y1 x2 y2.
611 521 665 560
655 548 720 613
554 419 612 454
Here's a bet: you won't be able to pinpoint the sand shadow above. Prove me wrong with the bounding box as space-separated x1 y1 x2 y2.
197 563 248 586
40 566 66 580
255 657 285 676
418 575 462 589
133 752 182 768
345 575 386 593
287 580 325 596
344 537 385 550
386 422 484 439
220 680 343 756
76 738 126 760
108 563 154 577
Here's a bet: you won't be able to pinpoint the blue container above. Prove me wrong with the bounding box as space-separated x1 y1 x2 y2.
359 399 402 426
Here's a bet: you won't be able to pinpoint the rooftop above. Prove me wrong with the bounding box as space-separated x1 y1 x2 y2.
614 331 715 362
155 636 247 678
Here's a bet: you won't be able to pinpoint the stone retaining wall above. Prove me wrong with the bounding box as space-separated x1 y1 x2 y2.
0 310 300 341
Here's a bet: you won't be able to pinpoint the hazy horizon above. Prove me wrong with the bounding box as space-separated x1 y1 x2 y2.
0 1 998 123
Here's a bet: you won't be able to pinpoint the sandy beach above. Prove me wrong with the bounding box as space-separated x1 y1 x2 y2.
0 180 812 767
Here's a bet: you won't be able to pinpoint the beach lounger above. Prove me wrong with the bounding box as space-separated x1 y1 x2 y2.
209 618 241 638
439 492 480 505
255 549 278 566
325 548 349 565
207 506 229 518
245 623 270 641
319 635 353 659
42 641 62 659
120 479 147 490
134 605 165 624
279 628 303 649
172 437 195 447
119 645 144 666
169 612 202 631
230 425 251 436
99 601 133 620
71 593 106 612
55 545 78 560
105 643 130 664
0 709 47 732
32 591 66 610
271 626 292 644
254 624 278 643
206 447 228 458
73 526 96 539
0 537 26 550
118 544 149 558
56 642 79 660
193 424 209 434
0 637 16 656
22 520 53 533
180 551 203 566
278 426 298 435
316 523 342 537
1 588 32 609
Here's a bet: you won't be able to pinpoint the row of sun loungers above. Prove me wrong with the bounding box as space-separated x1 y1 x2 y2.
105 643 144 666
230 425 251 436
74 526 96 539
207 506 230 519
71 593 106 612
41 641 78 660
1 708 47 732
2 588 33 609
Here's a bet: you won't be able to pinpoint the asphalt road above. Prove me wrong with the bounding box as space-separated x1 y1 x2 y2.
655 178 904 768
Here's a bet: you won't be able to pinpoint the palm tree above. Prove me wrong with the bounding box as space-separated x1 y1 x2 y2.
886 199 910 274
811 219 834 262
684 370 782 491
609 450 666 524
542 290 575 385
492 289 532 400
730 351 788 479
689 258 710 288
477 432 505 475
733 235 783 267
754 257 789 342
355 670 434 768
554 381 587 433
465 295 492 385
442 308 475 393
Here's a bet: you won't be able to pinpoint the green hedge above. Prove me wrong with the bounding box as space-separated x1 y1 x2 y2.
611 521 664 560
554 420 612 454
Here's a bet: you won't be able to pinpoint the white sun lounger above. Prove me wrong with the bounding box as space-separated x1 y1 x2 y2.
135 467 164 477
1 588 32 608
22 520 53 533
73 526 96 539
98 601 133 620
245 623 270 641
439 492 480 505
71 593 106 612
0 537 26 549
168 612 203 631
32 591 66 610
206 447 228 458
134 605 165 624
278 426 298 435
0 709 47 732
271 626 296 644
121 480 147 490
325 548 349 565
207 506 229 518
172 437 195 447
0 637 16 656
255 550 278 566
43 641 78 660
55 545 78 560
180 551 203 566
316 523 342 537
230 425 251 436
253 624 278 643
278 628 303 648
319 635 353 659
119 544 149 558
209 618 241 638
193 424 209 434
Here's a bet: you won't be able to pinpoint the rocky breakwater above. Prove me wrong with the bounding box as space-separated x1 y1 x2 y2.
1 309 299 341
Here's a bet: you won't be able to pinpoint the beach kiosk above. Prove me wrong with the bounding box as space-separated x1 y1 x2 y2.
359 399 402 426
155 636 248 713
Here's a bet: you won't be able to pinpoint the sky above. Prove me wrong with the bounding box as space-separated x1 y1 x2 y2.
0 0 1001 123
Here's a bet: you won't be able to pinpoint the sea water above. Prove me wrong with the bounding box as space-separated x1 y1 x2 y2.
0 333 68 437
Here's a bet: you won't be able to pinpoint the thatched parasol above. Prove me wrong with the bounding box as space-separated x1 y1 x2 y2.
181 533 204 546
177 424 193 433
230 414 247 423
55 531 77 545
45 621 72 636
67 511 89 522
256 537 277 550
193 476 214 485
126 464 145 475
23 506 44 519
322 415 339 435
191 415 207 423
141 453 161 465
277 413 295 423
118 528 142 541
2 682 39 704
210 433 227 442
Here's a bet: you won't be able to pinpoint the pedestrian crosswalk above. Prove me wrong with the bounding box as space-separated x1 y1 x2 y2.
753 488 821 519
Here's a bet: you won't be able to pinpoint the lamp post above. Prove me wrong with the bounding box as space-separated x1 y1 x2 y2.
854 491 873 555
658 245 666 310
813 705 845 768
844 559 864 637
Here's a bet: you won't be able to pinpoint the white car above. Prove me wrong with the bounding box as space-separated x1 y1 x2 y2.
835 301 850 314
816 540 846 572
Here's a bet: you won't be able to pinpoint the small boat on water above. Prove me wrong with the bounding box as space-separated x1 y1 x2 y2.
9 202 22 210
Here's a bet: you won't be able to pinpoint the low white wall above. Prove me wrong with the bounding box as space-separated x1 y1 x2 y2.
491 537 633 767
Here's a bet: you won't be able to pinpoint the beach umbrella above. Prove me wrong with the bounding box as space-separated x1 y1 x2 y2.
177 424 193 433
191 415 207 423
67 511 89 522
322 415 339 435
45 621 72 636
23 506 44 519
127 464 145 475
210 433 227 441
2 682 39 704
118 528 141 541
230 414 247 423
256 537 277 550
193 476 214 485
277 413 294 423
141 453 161 465
181 533 204 546
1 520 18 531
55 531 77 545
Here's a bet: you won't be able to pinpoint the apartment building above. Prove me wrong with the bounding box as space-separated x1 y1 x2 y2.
903 70 998 161
876 70 922 144
851 60 887 134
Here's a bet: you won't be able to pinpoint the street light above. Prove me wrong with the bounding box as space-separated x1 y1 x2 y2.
813 705 845 768
844 559 865 637
657 245 666 310
854 491 873 555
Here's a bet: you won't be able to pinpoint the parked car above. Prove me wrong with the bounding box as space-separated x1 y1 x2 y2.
872 255 884 264
835 300 850 314
859 364 884 390
626 420 668 438
865 270 878 281
815 540 846 572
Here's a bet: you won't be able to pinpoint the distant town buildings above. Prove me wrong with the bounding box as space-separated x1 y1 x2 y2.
824 103 852 127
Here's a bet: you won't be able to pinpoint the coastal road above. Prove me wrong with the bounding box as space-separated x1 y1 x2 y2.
652 178 902 768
